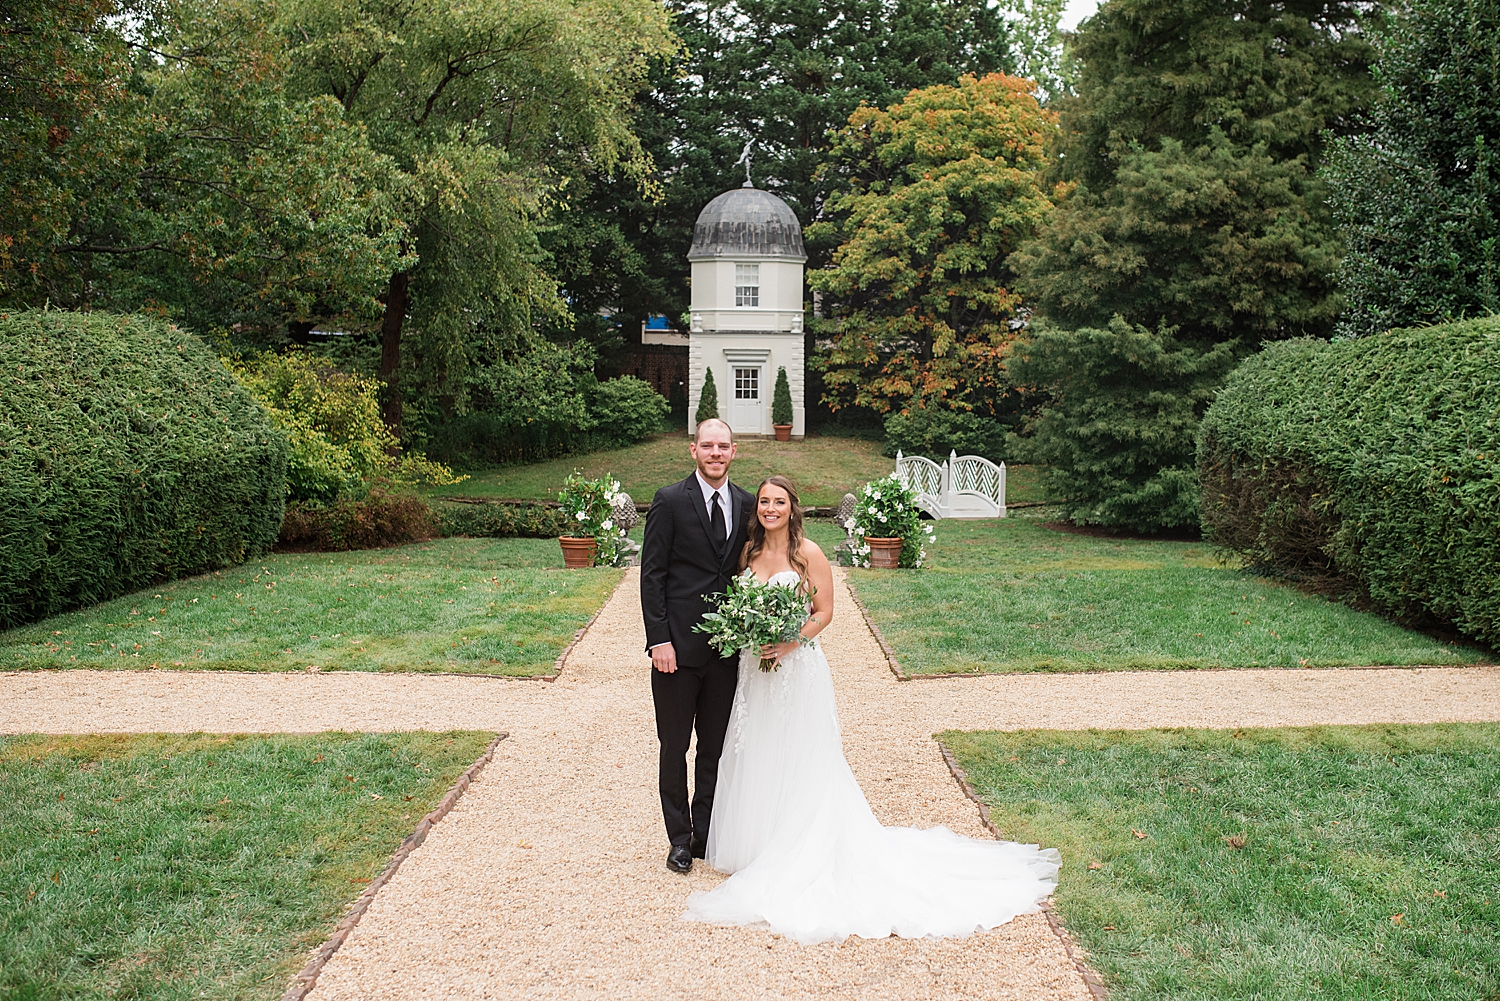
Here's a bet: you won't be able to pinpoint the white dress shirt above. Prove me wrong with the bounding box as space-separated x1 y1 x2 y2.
695 471 732 542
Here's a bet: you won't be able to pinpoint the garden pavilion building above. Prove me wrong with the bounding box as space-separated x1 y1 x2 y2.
687 183 807 438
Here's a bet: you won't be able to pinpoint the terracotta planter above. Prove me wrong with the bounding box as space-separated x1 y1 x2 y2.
558 536 598 569
773 424 793 442
865 536 904 569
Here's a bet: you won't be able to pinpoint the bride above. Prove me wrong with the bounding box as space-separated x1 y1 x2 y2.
684 474 1061 944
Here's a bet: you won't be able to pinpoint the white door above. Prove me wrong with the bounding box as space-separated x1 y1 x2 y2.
728 364 764 434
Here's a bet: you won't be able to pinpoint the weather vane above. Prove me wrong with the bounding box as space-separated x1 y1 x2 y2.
735 139 754 188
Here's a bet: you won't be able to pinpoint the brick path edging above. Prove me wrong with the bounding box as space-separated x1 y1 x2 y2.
937 743 1110 1001
280 732 508 1001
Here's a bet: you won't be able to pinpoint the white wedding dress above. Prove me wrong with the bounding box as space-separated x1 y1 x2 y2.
683 570 1060 944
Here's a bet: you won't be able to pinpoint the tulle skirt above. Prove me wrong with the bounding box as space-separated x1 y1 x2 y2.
683 642 1060 944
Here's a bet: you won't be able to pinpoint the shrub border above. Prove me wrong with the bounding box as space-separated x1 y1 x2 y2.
281 732 508 1001
936 741 1110 1001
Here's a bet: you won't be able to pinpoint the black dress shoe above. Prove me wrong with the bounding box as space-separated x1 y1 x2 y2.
666 845 693 873
689 837 707 860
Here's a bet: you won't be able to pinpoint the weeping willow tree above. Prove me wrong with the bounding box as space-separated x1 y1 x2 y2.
279 0 680 435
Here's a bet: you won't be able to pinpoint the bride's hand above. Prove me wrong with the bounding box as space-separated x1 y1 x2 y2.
759 639 801 664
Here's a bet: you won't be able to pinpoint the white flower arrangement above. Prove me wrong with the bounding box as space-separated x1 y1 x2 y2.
558 471 633 566
844 474 933 568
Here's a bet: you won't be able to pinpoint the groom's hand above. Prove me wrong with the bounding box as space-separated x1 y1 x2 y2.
650 642 678 674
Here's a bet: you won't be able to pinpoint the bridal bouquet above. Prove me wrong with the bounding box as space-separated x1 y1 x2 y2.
694 573 814 671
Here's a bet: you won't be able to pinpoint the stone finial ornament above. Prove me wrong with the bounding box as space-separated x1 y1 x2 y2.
610 492 639 532
833 492 858 534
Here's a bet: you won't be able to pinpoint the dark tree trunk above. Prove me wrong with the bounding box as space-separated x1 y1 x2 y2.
379 271 409 439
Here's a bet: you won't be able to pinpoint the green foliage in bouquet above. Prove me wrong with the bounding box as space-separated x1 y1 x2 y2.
846 474 935 568
0 310 285 627
694 572 814 671
557 472 632 567
772 366 795 426
695 368 720 426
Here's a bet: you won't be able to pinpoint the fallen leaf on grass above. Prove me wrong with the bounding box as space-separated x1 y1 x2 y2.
1131 829 1148 839
1224 833 1247 850
1088 861 1104 870
1102 925 1116 931
1433 890 1447 898
1390 913 1404 925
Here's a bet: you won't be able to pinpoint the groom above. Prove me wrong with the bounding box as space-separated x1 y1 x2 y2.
640 418 754 874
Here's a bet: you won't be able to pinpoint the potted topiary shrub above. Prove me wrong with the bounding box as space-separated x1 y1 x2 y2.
557 472 630 568
846 474 934 569
771 366 795 441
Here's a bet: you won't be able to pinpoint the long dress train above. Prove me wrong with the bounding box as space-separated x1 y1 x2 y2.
683 571 1060 944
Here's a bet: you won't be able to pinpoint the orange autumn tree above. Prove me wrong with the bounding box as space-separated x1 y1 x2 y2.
808 73 1062 424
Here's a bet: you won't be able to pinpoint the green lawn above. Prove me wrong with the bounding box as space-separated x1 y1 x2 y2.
429 432 899 507
942 725 1500 1001
0 539 620 676
848 519 1483 673
0 731 495 1001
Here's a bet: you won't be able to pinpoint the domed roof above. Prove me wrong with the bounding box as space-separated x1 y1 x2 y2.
687 186 806 262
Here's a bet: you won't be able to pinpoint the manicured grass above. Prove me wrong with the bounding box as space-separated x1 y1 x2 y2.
941 725 1500 1001
0 539 621 676
849 519 1483 672
428 432 898 507
0 731 495 1001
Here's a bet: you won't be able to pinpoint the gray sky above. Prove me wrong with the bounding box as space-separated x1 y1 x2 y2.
1059 0 1100 31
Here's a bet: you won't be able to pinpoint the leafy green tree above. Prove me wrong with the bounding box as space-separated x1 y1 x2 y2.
695 367 720 426
1012 0 1380 344
0 0 407 332
1005 0 1381 530
279 0 678 434
543 0 1016 363
772 366 795 426
1009 318 1238 530
809 73 1060 417
1323 0 1500 336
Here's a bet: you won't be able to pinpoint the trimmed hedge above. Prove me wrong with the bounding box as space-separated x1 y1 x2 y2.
434 501 572 539
278 489 436 551
0 311 287 627
1198 318 1500 645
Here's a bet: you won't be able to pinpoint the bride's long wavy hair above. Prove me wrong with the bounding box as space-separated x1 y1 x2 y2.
740 475 810 585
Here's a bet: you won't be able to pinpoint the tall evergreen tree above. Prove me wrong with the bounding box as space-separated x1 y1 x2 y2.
1005 0 1382 531
1012 0 1382 346
1323 0 1500 336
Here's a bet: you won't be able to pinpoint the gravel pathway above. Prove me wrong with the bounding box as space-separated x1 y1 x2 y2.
4 571 1498 999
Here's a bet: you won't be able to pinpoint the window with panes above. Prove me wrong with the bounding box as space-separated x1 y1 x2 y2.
734 264 759 307
734 367 759 399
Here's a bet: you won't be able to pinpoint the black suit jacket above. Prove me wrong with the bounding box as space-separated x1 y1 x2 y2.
640 474 755 667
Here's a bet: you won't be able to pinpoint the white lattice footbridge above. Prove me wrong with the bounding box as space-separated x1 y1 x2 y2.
894 450 1006 519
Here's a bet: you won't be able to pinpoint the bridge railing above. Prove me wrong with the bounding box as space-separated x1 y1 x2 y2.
894 450 1006 519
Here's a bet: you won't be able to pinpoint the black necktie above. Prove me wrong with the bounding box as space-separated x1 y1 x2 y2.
710 491 726 551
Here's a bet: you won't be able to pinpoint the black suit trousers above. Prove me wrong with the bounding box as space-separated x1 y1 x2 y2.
651 652 738 848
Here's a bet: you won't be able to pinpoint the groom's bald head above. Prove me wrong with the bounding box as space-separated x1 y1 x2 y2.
694 418 733 444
